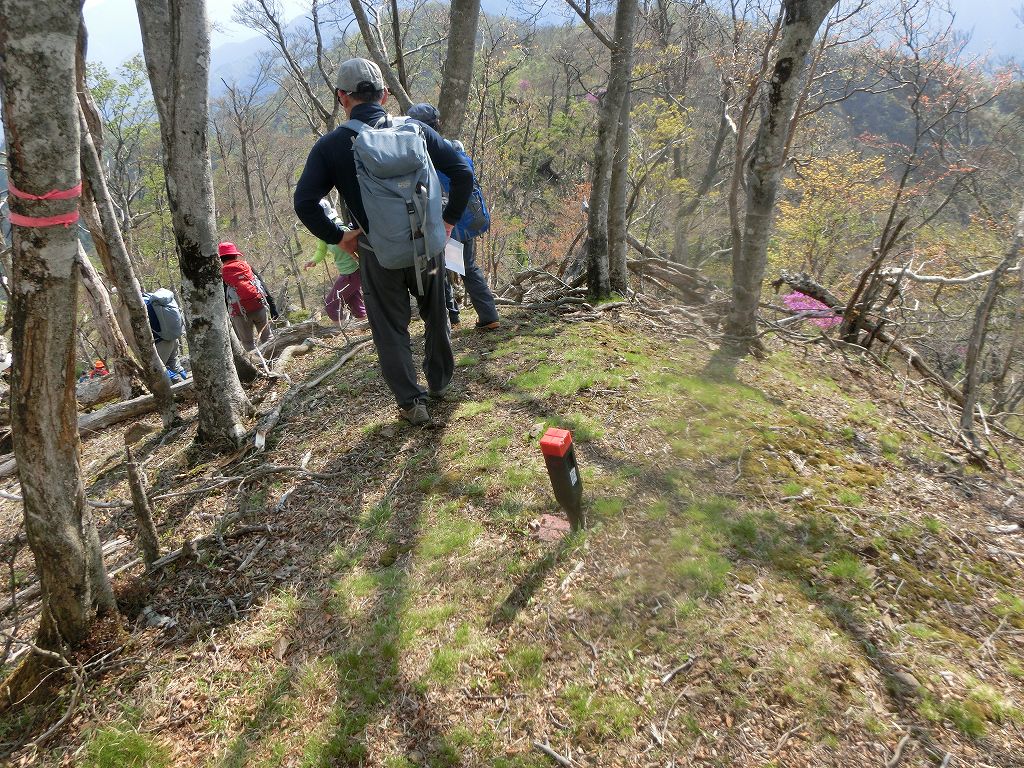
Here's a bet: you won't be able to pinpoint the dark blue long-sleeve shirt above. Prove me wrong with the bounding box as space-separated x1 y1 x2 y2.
294 102 473 246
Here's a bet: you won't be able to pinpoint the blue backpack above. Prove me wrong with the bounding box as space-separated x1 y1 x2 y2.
345 116 445 294
437 144 490 241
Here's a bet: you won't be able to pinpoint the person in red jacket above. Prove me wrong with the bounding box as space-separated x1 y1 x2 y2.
219 242 273 350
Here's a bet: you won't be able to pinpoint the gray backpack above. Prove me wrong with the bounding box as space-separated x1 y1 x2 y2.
145 288 184 341
345 116 445 294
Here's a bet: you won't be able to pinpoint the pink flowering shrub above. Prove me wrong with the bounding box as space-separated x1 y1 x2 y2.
782 292 841 329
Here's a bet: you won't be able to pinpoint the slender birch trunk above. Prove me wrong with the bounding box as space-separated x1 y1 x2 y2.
348 0 412 113
76 244 143 401
960 205 1024 443
608 84 631 294
76 30 178 425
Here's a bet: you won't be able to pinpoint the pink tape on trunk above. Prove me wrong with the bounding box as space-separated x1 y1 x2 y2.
7 181 82 201
7 210 81 228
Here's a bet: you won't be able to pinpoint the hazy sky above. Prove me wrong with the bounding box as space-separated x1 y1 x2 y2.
74 0 1024 73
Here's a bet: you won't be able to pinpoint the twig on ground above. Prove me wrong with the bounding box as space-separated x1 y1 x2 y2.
767 722 805 760
660 656 696 685
146 524 274 573
885 733 912 768
532 740 574 767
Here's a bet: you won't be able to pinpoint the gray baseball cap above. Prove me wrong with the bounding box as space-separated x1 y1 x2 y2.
336 58 385 93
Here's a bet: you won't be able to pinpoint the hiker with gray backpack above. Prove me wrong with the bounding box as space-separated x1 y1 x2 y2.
143 288 188 382
293 58 473 426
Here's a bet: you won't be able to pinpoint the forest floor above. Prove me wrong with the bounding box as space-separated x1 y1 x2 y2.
2 304 1024 767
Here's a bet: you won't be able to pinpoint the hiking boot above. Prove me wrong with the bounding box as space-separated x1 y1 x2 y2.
428 380 454 400
449 313 461 327
475 319 500 331
400 401 430 426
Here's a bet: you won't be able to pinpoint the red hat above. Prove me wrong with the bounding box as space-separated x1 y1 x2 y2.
218 242 242 258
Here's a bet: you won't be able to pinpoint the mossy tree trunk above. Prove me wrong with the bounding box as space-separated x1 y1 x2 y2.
0 0 116 652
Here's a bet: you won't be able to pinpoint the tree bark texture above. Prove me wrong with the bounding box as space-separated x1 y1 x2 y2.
437 0 481 138
76 243 143 401
724 0 838 352
75 30 179 427
959 204 1024 441
608 84 631 294
0 0 116 650
137 0 249 449
389 0 410 94
585 0 638 300
348 0 413 114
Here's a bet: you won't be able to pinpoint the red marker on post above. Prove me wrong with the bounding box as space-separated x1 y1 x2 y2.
540 427 585 531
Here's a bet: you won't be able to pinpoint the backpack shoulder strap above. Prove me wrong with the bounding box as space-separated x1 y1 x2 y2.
344 119 368 134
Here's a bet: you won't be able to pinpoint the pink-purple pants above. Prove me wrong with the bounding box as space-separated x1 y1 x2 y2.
329 271 365 319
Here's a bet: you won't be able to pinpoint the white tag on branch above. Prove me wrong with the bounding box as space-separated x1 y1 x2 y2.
254 430 267 451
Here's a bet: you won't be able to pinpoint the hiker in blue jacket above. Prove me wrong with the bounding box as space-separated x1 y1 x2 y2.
407 103 500 331
293 58 473 426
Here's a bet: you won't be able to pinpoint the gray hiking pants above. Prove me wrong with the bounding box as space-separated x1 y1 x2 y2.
231 306 272 351
154 338 181 370
359 239 454 409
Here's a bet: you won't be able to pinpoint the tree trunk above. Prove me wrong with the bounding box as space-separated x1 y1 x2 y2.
437 0 481 138
76 31 178 427
585 0 638 300
608 84 631 294
724 0 838 352
348 0 413 114
959 205 1024 443
389 0 410 94
76 243 143 401
137 0 249 449
0 0 116 651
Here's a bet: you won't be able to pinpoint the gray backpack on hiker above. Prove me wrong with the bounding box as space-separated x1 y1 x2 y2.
345 116 445 294
144 288 184 342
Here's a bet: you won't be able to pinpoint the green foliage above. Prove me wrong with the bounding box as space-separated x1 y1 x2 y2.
83 727 170 768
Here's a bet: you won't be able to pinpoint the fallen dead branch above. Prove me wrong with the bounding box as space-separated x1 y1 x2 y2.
255 339 371 451
0 380 196 480
532 740 574 767
146 523 275 573
771 271 964 405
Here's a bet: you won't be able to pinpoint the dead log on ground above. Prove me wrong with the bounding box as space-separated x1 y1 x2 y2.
0 380 196 480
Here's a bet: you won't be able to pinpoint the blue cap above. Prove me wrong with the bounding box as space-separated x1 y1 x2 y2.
407 103 440 129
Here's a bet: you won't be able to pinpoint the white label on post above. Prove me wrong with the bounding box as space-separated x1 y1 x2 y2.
569 467 578 485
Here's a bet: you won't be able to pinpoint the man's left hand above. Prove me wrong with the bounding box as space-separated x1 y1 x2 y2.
444 222 454 241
